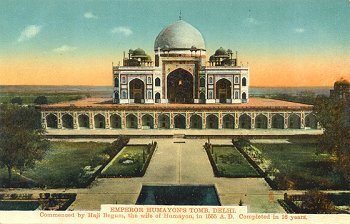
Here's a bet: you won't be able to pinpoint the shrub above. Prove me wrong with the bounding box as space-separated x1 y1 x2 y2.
232 137 250 149
300 190 336 214
275 174 295 190
104 135 130 157
34 96 48 105
10 97 23 105
89 154 109 167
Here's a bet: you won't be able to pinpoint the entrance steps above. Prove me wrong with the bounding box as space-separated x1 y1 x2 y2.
173 133 185 138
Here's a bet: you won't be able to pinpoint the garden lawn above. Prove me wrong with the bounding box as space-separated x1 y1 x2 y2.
210 146 259 177
0 170 34 188
102 145 150 177
23 141 110 188
253 143 347 190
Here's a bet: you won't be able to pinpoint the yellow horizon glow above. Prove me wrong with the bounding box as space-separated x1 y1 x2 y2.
0 54 349 87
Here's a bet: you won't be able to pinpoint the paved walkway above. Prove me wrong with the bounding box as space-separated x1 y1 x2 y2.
67 138 285 213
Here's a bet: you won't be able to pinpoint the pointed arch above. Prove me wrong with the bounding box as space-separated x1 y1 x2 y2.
155 92 161 103
62 114 73 129
94 114 105 129
239 114 251 129
167 68 193 103
126 114 138 129
129 78 145 103
78 114 89 129
158 114 170 129
142 114 154 129
206 114 218 129
255 114 268 129
174 114 186 129
223 114 234 129
46 113 58 129
288 114 301 129
216 78 232 103
110 114 121 129
190 114 202 129
242 77 247 86
155 78 161 86
272 114 284 129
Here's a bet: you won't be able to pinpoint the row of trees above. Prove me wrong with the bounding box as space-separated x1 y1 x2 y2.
0 104 50 186
10 96 48 105
258 91 319 105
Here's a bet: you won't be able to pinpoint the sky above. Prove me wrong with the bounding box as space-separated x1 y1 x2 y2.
0 0 349 87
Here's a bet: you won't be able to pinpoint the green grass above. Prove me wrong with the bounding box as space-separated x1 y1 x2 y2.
253 143 347 190
0 141 110 188
0 92 85 104
0 171 32 188
210 145 260 177
102 145 150 177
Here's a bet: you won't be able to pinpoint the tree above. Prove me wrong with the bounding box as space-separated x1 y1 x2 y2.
314 95 350 185
34 95 48 105
10 97 23 105
300 190 336 214
0 104 50 186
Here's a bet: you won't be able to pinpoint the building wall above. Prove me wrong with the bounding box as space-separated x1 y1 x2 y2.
112 64 250 104
41 110 319 130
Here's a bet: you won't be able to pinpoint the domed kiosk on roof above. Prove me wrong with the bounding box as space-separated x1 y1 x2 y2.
132 48 146 57
214 47 227 56
154 20 206 51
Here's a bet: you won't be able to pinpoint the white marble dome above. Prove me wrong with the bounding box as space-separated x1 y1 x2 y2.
154 20 205 51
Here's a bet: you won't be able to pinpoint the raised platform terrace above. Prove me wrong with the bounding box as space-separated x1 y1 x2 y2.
40 97 312 111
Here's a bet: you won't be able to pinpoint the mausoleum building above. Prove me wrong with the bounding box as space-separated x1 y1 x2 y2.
40 19 320 132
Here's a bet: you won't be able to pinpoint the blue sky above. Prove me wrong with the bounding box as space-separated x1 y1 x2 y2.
0 0 349 86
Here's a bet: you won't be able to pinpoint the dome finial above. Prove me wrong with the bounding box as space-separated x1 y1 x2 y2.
179 10 182 20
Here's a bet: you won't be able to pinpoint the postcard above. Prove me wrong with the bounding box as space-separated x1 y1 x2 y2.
0 0 349 223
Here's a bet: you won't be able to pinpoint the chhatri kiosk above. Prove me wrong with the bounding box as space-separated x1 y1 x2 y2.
40 19 319 132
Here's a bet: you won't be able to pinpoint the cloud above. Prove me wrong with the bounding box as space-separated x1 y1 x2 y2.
84 12 98 19
111 26 133 36
295 28 305 33
53 45 77 53
246 17 260 25
17 25 42 42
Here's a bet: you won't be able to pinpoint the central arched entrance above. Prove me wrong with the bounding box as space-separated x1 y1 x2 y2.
167 69 193 103
129 78 144 103
216 79 231 103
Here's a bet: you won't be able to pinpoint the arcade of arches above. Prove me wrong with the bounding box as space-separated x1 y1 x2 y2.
42 111 319 130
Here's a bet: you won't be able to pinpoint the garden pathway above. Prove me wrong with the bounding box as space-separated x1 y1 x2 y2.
68 138 285 213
